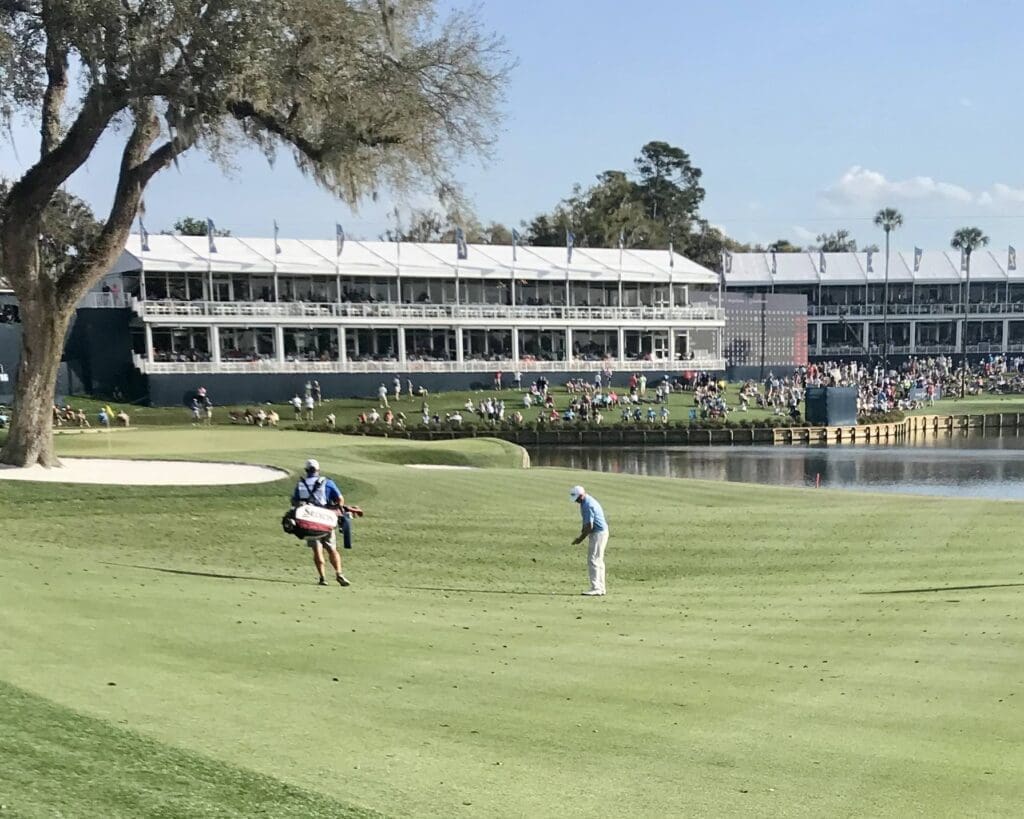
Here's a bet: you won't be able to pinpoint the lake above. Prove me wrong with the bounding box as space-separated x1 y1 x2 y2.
528 430 1024 500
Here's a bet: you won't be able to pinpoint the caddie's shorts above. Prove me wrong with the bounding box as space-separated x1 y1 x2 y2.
307 527 338 551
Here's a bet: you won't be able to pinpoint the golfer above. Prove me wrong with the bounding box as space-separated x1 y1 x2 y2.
569 485 608 596
292 458 350 587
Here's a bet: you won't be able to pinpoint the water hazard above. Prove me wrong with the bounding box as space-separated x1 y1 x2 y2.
528 430 1024 500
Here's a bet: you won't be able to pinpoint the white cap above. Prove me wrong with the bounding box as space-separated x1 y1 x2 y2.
305 458 320 472
569 485 585 501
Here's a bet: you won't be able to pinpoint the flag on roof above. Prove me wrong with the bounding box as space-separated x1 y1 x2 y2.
139 218 150 253
960 249 968 272
335 223 345 257
273 220 282 255
668 241 674 269
866 250 873 273
721 250 732 274
819 250 826 274
913 247 922 272
511 228 520 262
566 230 575 264
770 249 777 276
455 227 468 260
1010 245 1017 272
206 219 217 254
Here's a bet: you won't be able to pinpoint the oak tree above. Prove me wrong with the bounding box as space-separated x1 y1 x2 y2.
0 0 509 465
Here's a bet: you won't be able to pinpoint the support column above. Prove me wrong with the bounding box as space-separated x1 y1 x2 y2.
955 318 963 352
512 327 520 365
398 327 407 365
909 320 917 355
863 321 871 355
1003 318 1010 354
145 324 154 363
211 326 221 365
455 326 464 365
668 328 676 363
338 328 346 364
275 326 285 363
815 322 822 356
618 327 626 366
565 327 573 364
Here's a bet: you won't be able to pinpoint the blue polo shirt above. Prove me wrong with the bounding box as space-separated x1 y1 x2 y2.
292 476 342 507
580 495 608 532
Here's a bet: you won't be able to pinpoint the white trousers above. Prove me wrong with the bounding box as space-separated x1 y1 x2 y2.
587 530 609 593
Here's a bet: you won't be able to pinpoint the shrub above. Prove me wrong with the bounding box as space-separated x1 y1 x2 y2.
858 410 906 424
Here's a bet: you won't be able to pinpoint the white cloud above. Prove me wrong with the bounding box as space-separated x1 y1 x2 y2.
978 183 1024 207
819 167 1024 219
792 225 817 242
959 97 973 108
821 166 974 209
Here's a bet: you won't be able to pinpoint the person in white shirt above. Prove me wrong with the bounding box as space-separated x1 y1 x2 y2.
569 485 609 596
378 383 389 407
290 394 302 420
303 394 315 421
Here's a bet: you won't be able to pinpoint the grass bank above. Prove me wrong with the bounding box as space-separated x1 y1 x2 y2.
1 428 1023 816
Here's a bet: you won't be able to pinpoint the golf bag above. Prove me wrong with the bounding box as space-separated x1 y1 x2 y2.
281 503 338 540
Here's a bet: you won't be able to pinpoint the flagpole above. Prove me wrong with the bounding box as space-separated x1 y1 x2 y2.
510 231 517 308
618 231 624 308
455 235 460 308
334 230 340 305
138 217 147 301
668 241 674 308
565 230 572 310
272 220 280 303
206 218 214 303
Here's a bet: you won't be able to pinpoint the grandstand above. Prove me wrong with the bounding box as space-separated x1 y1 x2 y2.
120 234 725 374
38 235 728 402
724 250 1024 361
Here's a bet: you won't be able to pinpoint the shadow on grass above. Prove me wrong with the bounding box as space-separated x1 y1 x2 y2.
862 582 1024 595
394 584 580 597
100 562 299 586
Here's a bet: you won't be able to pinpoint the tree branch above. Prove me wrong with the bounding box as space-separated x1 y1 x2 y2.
6 84 124 228
58 110 192 305
40 0 70 157
227 99 401 164
0 0 33 14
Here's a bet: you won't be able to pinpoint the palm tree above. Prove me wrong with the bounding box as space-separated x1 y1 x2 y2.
950 226 990 398
874 208 903 372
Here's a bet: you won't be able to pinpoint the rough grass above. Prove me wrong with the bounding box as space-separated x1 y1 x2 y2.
1 428 1023 816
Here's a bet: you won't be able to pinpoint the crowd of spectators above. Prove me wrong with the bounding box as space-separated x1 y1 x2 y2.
52 403 130 428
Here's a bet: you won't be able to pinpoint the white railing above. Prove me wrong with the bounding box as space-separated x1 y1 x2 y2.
136 300 725 323
133 353 726 375
79 291 130 308
810 303 1024 317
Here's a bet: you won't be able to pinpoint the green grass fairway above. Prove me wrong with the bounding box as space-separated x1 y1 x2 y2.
2 428 1024 816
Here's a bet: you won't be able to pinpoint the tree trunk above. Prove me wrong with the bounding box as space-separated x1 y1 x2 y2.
0 285 73 467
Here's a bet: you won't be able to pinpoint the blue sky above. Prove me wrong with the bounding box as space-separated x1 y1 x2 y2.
3 0 1024 253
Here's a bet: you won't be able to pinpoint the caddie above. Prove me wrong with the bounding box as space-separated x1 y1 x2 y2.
292 458 351 587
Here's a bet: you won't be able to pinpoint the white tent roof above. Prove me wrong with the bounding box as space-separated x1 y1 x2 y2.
725 250 1018 286
121 234 718 285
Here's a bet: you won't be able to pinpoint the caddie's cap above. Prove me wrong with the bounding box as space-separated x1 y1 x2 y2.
305 458 320 472
569 485 585 501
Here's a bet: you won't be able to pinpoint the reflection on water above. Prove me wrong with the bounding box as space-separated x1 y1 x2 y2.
528 429 1024 500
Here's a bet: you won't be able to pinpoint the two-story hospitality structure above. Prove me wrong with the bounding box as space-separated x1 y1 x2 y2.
88 235 725 403
724 250 1024 362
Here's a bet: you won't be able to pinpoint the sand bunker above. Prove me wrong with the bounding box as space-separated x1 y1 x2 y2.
0 457 288 486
